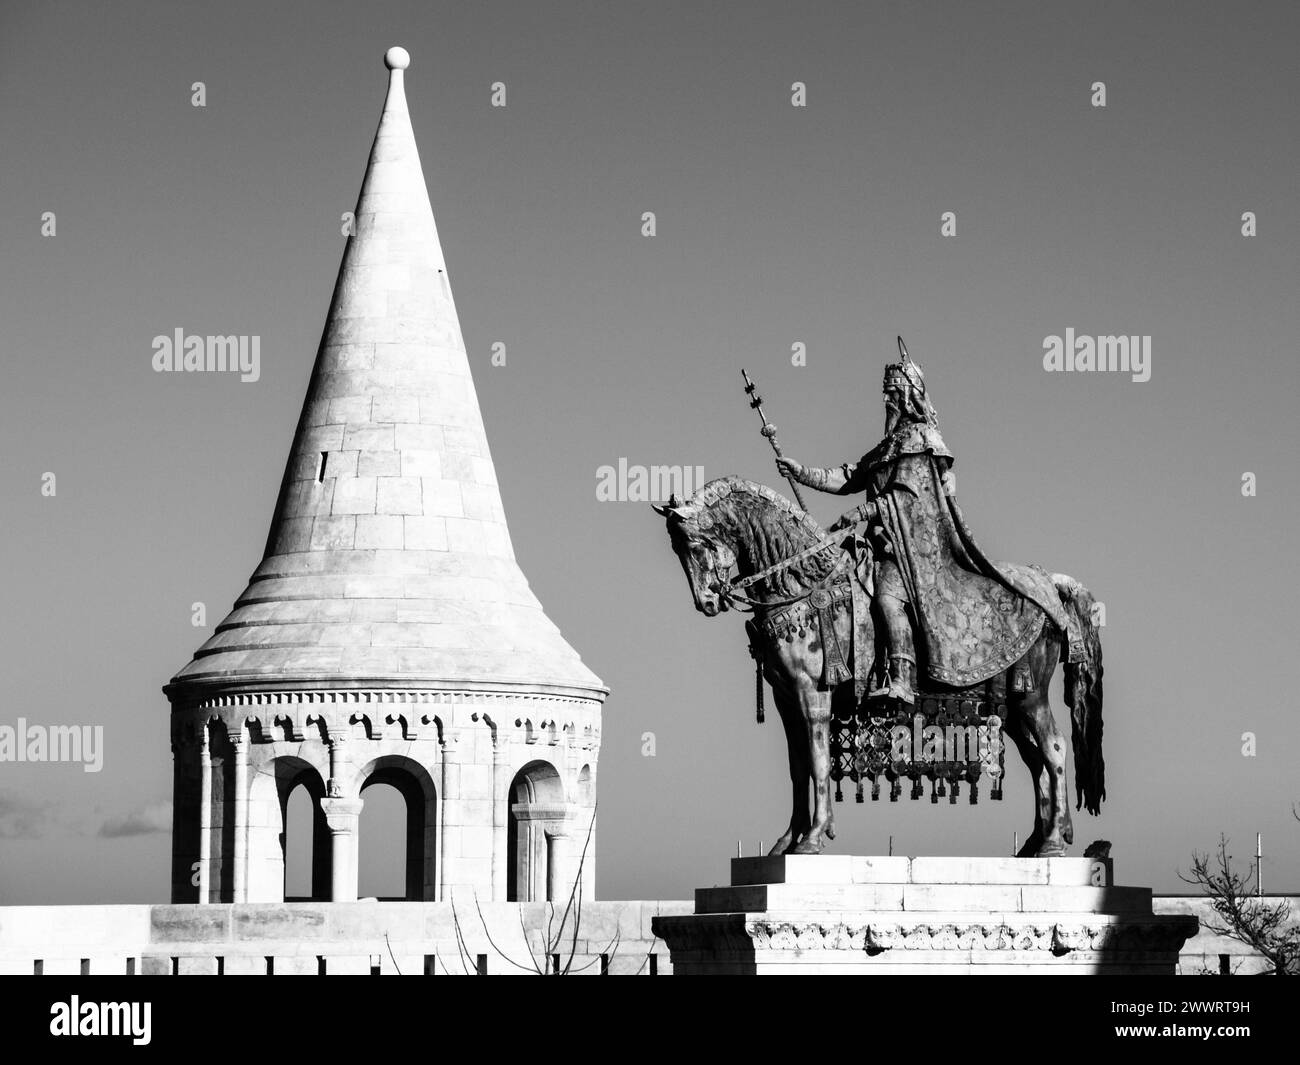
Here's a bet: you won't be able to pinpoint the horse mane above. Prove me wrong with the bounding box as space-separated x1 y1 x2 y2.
671 476 840 594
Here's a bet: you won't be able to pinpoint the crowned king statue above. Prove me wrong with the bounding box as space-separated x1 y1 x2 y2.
777 338 1078 705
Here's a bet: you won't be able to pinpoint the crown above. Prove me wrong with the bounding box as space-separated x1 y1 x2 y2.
883 335 925 392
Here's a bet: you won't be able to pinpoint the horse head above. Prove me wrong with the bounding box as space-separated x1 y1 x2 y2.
654 476 832 617
652 488 737 617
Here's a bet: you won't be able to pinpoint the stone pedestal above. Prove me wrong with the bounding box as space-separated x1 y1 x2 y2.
652 856 1198 974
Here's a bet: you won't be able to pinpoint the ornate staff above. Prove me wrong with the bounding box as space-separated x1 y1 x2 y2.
739 368 808 727
740 368 807 511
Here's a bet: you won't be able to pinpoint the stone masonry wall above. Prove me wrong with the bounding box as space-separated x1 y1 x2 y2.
0 901 693 976
0 898 1293 975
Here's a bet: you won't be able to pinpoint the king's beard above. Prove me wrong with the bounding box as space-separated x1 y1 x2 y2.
884 402 900 435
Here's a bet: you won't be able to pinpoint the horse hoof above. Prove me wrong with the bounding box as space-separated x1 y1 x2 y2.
1035 842 1067 858
1015 830 1043 859
790 836 825 855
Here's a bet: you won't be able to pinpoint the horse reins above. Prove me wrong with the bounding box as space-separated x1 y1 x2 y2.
717 530 854 612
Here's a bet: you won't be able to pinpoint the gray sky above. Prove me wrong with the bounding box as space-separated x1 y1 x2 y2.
1 0 1297 902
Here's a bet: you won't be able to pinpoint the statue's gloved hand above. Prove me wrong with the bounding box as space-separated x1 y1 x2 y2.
826 513 855 534
775 457 803 481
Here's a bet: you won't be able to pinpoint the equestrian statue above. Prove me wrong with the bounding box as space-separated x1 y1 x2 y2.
654 338 1104 858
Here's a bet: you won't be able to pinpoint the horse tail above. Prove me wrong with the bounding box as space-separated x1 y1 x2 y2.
1053 573 1105 815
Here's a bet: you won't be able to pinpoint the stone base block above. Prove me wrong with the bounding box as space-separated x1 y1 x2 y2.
729 854 1114 888
655 856 1197 975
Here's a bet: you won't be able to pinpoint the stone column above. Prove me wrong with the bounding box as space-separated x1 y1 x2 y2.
583 754 599 901
546 827 573 905
327 730 353 794
491 733 509 901
169 734 192 904
321 797 364 902
230 727 248 904
198 725 211 904
438 729 460 902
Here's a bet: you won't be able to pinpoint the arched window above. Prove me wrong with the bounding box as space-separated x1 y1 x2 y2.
507 761 567 902
283 781 317 900
353 758 437 901
245 757 328 903
358 780 408 900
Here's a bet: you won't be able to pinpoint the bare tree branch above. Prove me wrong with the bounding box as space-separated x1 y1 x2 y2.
384 932 402 976
446 804 616 975
1181 832 1298 976
447 889 478 975
469 891 540 974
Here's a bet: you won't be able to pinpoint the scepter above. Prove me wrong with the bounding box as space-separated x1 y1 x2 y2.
741 368 807 511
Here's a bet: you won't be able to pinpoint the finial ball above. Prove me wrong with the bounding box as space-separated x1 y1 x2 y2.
385 46 410 71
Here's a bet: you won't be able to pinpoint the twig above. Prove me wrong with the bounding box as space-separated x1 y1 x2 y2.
384 932 402 976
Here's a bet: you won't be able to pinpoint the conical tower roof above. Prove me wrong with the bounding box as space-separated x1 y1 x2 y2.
168 48 604 700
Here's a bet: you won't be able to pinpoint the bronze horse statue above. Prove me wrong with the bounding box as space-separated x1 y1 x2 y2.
654 476 1104 858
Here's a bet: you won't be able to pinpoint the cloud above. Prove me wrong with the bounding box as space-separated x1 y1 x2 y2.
0 792 174 840
0 788 65 839
98 799 172 838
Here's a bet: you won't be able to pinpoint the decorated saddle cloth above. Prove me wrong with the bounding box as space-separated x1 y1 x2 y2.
752 538 873 696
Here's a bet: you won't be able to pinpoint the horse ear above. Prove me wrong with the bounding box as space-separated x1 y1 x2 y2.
668 492 682 508
651 502 670 516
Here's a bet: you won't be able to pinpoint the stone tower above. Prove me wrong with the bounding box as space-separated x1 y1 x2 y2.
166 48 606 906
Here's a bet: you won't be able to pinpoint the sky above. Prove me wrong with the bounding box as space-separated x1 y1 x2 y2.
1 0 1297 903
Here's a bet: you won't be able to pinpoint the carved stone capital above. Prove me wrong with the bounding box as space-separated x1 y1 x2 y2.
319 797 364 834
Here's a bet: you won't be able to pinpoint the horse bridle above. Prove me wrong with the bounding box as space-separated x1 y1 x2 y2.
713 528 854 612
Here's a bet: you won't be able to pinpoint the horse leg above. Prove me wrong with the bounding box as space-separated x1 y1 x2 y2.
765 616 831 855
768 684 811 855
1018 691 1073 855
1020 634 1073 853
1004 710 1046 857
790 687 833 854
